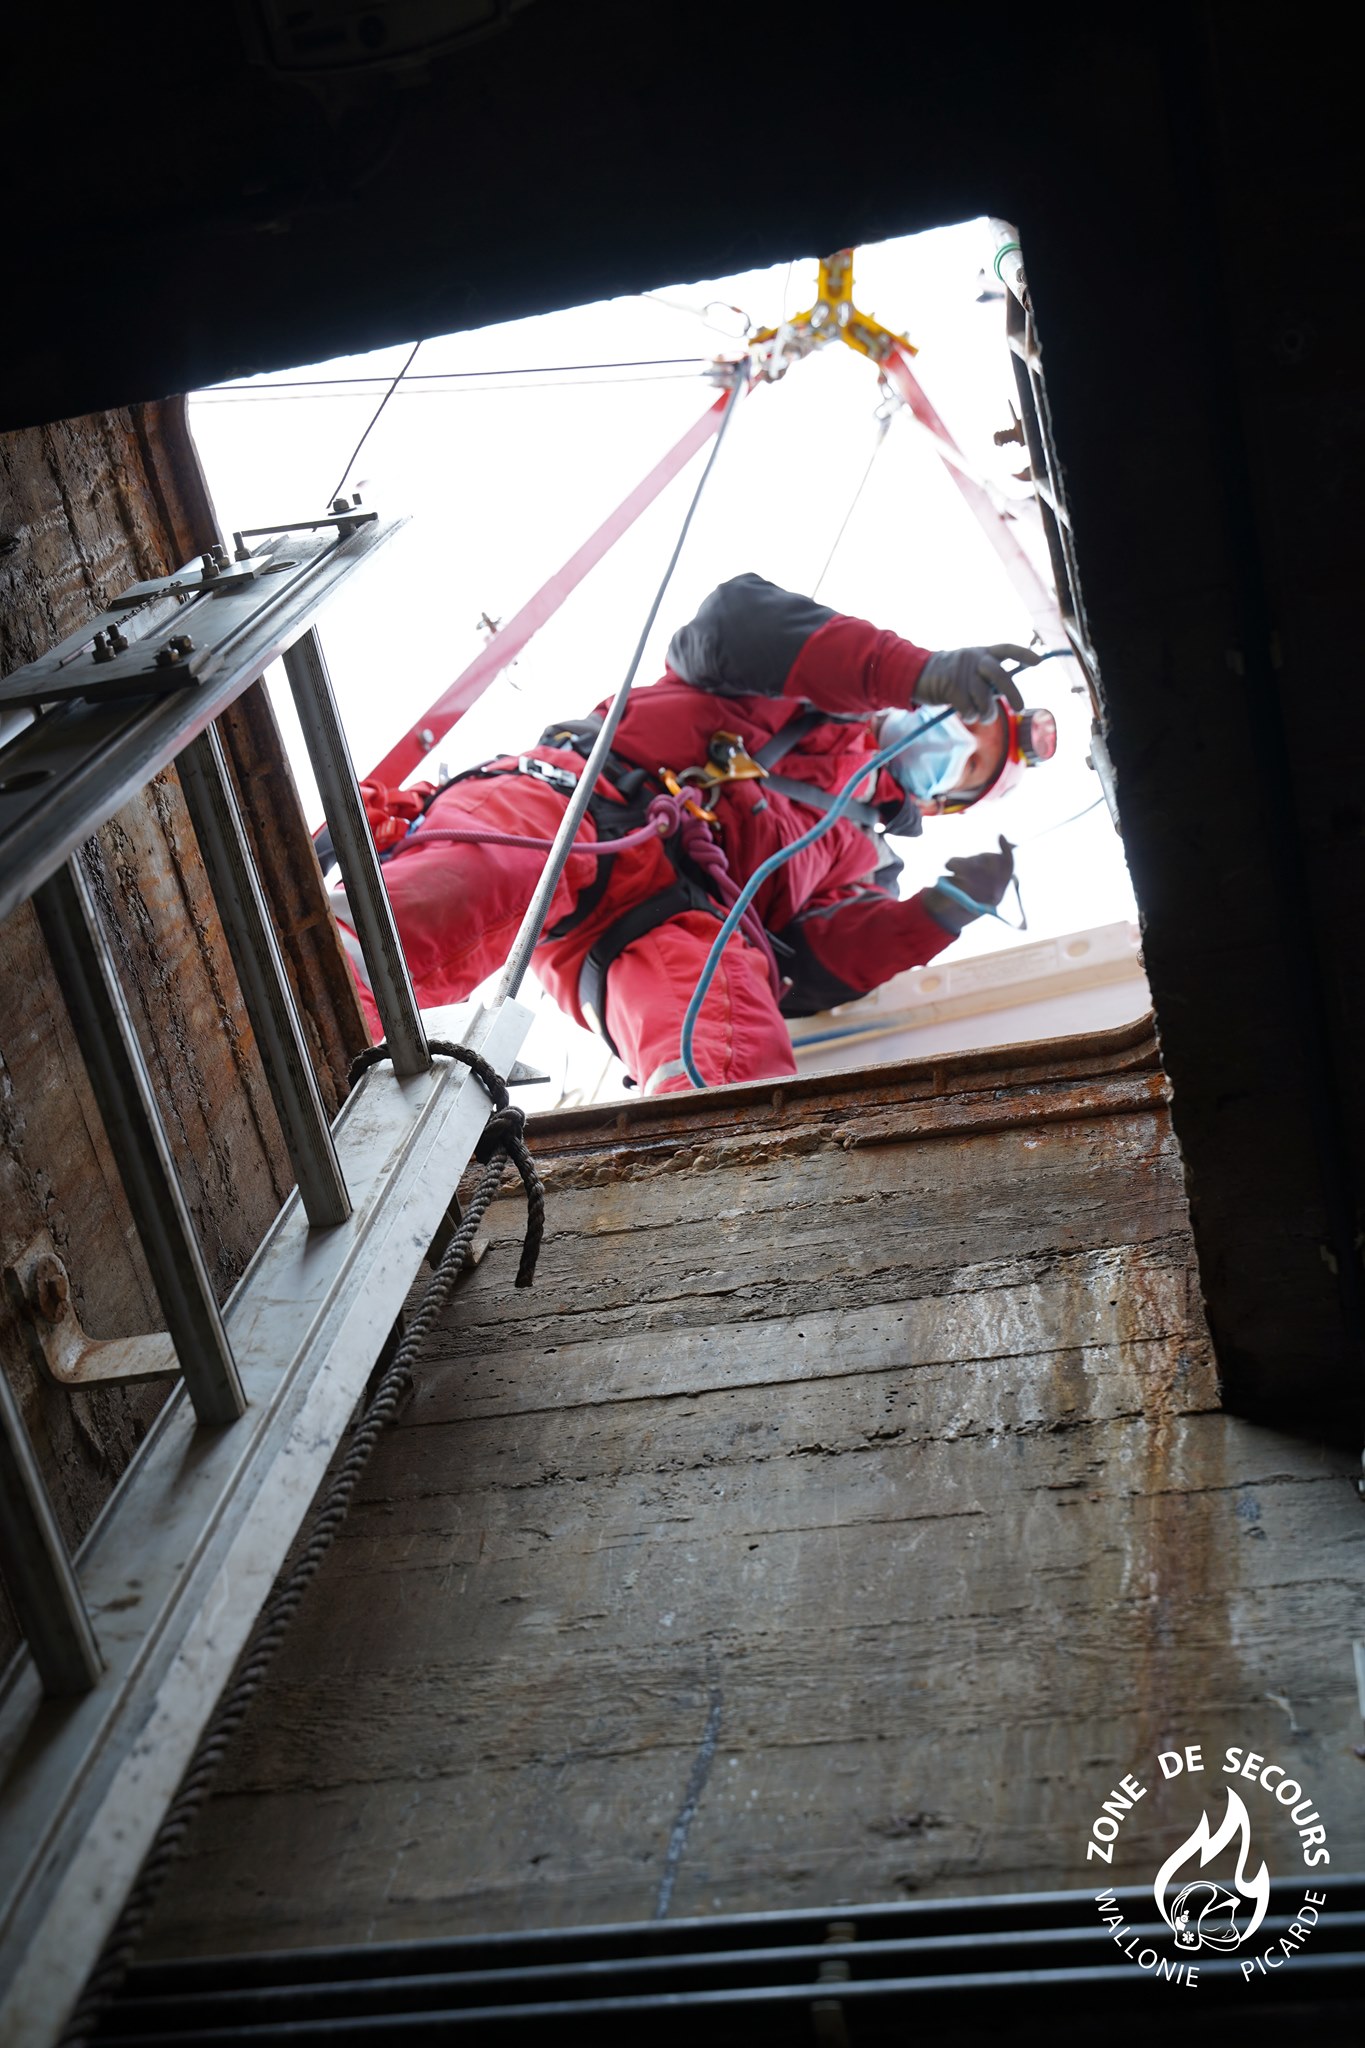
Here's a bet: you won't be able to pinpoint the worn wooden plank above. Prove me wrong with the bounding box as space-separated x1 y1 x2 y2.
411 1246 1198 1421
518 1018 1163 1165
210 1498 1363 1803
373 1339 1216 1518
150 1675 1363 1954
251 1421 1355 1676
450 1114 1195 1302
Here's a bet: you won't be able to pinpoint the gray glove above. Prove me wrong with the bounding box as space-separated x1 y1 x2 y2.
915 643 1039 723
923 836 1016 933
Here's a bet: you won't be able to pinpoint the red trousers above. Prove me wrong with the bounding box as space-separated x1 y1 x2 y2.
338 771 797 1094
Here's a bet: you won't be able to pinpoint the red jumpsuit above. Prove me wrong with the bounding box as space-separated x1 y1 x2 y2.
341 575 962 1092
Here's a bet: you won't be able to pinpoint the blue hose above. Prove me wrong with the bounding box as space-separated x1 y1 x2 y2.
679 707 1003 1088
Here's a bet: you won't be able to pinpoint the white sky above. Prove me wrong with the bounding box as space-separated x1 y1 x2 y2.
190 218 1138 1102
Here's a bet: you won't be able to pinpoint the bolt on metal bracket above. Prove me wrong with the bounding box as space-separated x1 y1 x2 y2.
3 1236 179 1389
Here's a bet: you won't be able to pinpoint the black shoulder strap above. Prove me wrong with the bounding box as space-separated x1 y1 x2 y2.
577 876 720 1064
758 771 880 833
752 707 828 769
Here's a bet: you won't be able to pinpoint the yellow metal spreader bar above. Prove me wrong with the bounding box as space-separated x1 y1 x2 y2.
749 249 919 381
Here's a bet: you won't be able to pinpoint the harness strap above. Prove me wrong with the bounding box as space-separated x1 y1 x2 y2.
542 762 655 940
757 771 880 831
753 705 908 835
407 746 656 941
752 707 830 769
578 872 722 1064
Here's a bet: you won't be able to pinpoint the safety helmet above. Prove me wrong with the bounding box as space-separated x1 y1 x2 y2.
935 703 1057 813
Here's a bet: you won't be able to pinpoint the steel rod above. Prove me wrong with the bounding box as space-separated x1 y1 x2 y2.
34 857 246 1426
282 629 428 1076
128 1875 1364 1987
363 387 749 792
82 1951 1365 2042
179 727 350 1227
495 365 749 1002
109 1913 1365 2022
0 1368 102 1697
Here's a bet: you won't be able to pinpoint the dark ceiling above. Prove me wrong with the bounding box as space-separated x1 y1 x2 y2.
6 4 1362 1434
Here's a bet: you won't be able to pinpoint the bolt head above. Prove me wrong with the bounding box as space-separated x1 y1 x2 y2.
32 1254 71 1323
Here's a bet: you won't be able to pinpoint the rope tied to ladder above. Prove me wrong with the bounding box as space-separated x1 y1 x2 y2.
349 1037 545 1287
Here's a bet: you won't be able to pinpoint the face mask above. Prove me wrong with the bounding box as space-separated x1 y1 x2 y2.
878 706 976 801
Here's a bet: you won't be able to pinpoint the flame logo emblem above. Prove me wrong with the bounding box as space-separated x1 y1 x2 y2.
1153 1787 1270 1951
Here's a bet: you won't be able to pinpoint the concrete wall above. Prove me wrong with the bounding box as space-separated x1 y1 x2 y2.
144 1021 1364 1956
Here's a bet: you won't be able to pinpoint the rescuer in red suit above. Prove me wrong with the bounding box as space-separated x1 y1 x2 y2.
339 574 1055 1092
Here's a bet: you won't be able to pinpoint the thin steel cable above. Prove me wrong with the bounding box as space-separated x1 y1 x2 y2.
1017 793 1106 842
214 358 709 391
200 372 706 404
812 422 890 600
325 339 421 506
60 1050 542 2047
493 362 751 1003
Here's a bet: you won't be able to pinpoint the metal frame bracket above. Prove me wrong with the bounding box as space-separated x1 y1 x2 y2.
3 1236 179 1390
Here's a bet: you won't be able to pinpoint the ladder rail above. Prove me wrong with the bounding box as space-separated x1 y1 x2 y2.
0 508 534 2046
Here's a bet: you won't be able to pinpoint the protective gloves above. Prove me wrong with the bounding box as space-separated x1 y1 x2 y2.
923 835 1016 933
915 643 1039 723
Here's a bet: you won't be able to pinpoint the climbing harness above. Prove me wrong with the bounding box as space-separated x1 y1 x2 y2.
675 707 1030 1089
385 761 783 1062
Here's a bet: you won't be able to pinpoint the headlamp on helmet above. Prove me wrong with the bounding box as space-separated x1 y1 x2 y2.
938 702 1058 811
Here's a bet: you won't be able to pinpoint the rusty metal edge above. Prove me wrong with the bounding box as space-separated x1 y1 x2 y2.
525 1013 1162 1153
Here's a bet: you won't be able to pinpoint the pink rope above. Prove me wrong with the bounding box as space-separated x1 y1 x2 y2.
394 810 673 859
675 810 783 998
386 791 785 997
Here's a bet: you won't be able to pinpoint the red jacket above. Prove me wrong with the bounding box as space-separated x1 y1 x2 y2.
370 576 962 1044
554 573 956 1012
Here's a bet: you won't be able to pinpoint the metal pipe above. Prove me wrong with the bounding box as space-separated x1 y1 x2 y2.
0 1367 102 1695
95 1950 1365 2042
112 1911 1365 2023
283 628 429 1076
34 856 247 1426
178 726 350 1227
990 218 1028 311
494 365 749 1002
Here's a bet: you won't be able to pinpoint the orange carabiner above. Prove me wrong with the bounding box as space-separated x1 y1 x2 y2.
661 766 718 824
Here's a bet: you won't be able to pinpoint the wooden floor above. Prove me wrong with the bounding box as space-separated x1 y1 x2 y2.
144 1027 1365 1955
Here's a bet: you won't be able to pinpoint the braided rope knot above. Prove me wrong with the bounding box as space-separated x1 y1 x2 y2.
351 1036 543 1288
474 1103 526 1163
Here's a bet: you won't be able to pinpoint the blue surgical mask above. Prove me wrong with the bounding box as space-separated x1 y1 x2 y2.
878 706 975 801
